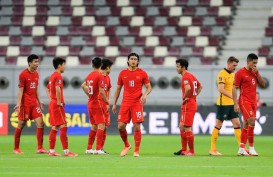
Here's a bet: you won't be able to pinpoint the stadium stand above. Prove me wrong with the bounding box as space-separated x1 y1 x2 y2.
0 0 238 65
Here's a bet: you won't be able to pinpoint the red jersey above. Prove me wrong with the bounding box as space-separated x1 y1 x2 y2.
181 72 201 103
234 67 258 104
85 71 105 108
117 68 150 104
18 68 39 106
100 75 112 102
47 72 64 103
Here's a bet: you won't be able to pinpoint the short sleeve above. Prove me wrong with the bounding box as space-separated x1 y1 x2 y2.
55 74 63 87
142 71 150 84
18 73 25 88
234 71 242 87
117 71 123 86
99 74 105 88
182 75 190 86
108 77 112 89
217 72 225 85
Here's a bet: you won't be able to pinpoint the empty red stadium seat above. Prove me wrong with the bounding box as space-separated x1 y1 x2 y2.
258 47 270 56
5 57 17 65
106 0 117 6
135 37 146 46
199 0 210 6
144 17 154 26
143 48 155 56
95 17 108 25
176 27 188 36
184 37 196 46
13 6 24 15
45 26 57 35
192 17 203 26
201 26 212 36
37 6 48 15
85 6 96 15
71 17 82 26
0 47 7 56
61 6 73 15
168 47 180 56
128 27 140 36
84 36 96 45
207 7 219 16
35 16 47 25
109 37 120 45
130 0 141 6
216 17 228 26
266 58 273 65
69 46 82 55
201 57 214 65
0 27 9 35
268 17 273 27
36 0 47 5
265 27 273 36
183 7 196 16
10 36 22 45
208 37 220 46
153 27 164 36
20 46 32 55
60 36 71 45
45 47 57 56
12 0 24 5
223 0 234 6
68 27 80 35
119 47 132 55
60 0 71 5
135 7 147 16
159 37 171 46
21 27 32 35
94 47 105 56
176 0 188 5
79 56 91 65
168 17 179 26
111 7 121 16
159 7 170 16
11 16 23 25
106 27 116 36
192 47 204 56
79 27 92 35
33 36 45 45
152 57 164 65
119 17 131 26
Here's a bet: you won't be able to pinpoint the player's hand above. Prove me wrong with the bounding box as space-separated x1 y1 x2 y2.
112 104 117 114
39 101 44 111
234 104 240 113
140 95 147 104
252 66 259 74
14 104 20 113
106 105 110 112
182 98 188 105
57 102 63 107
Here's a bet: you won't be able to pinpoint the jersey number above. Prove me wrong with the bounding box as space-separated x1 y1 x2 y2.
129 80 134 87
193 81 198 95
87 80 93 94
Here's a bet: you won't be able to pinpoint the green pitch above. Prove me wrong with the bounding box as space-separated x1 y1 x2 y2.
0 135 272 177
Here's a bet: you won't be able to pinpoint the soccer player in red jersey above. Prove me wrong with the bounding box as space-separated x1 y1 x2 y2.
82 57 109 155
100 59 114 154
173 59 202 156
13 54 47 155
233 53 265 156
112 53 152 157
46 58 78 157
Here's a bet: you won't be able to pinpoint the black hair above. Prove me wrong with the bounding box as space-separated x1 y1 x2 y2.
27 54 39 63
128 53 140 62
53 57 66 69
101 59 113 70
176 59 189 70
247 53 258 62
92 57 102 69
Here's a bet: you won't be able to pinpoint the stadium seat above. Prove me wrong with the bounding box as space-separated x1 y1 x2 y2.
184 37 196 46
73 7 85 16
94 47 106 56
11 16 23 25
92 26 105 36
10 36 22 45
44 46 57 56
33 36 45 46
35 16 47 25
45 26 57 35
258 47 270 56
95 17 108 25
143 47 155 56
106 27 117 36
135 37 146 46
135 7 147 16
119 47 132 55
196 36 208 46
146 36 159 46
176 0 188 5
60 36 71 45
154 46 168 57
24 6 36 16
192 47 204 56
96 36 109 46
115 56 128 66
0 36 10 46
32 26 45 36
109 37 120 45
82 16 95 26
46 36 60 46
79 56 91 65
144 17 155 26
0 27 9 35
0 47 7 56
163 0 176 6
105 46 119 56
7 46 20 56
163 56 177 66
65 56 80 66
85 6 96 15
19 46 32 55
16 56 28 66
152 57 164 65
84 36 96 45
168 47 180 56
71 0 83 6
121 7 133 16
128 27 140 36
5 57 17 65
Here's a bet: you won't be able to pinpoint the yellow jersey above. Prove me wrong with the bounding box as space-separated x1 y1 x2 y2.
216 68 234 106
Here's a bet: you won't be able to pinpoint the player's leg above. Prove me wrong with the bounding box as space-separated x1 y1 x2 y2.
231 118 241 147
101 126 108 153
183 107 196 156
48 126 60 156
184 126 195 156
86 124 97 154
174 122 187 155
237 120 249 156
59 123 78 157
247 116 258 156
133 123 141 157
118 105 131 156
209 119 223 155
95 122 106 154
14 120 26 154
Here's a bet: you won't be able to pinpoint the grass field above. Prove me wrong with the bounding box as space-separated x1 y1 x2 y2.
0 135 273 177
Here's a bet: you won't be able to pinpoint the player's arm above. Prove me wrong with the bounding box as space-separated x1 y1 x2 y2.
14 87 24 113
218 83 232 99
46 87 51 102
182 84 191 104
253 67 265 88
99 87 109 104
140 83 152 104
81 81 89 97
56 86 63 106
106 88 111 112
196 85 203 96
36 87 44 111
112 85 122 114
232 85 240 112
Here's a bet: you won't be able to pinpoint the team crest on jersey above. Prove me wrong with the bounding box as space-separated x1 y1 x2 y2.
219 77 222 81
57 80 61 84
184 80 189 84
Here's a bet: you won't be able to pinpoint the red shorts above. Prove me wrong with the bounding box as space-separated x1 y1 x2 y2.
49 100 66 126
88 103 106 125
239 101 256 120
18 104 42 121
180 103 197 127
118 104 144 124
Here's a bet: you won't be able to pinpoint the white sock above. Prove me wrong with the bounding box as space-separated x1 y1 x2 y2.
49 149 55 153
64 149 69 154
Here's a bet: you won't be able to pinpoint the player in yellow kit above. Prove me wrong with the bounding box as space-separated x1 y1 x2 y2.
209 57 241 155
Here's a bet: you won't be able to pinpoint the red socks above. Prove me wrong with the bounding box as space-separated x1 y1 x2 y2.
36 128 44 149
240 128 248 148
87 130 97 150
60 127 68 150
186 131 194 153
119 129 130 147
101 130 107 149
49 129 58 149
96 129 104 150
14 128 22 149
180 130 187 151
248 126 255 147
134 130 142 152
